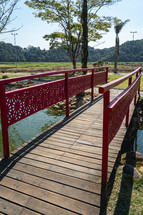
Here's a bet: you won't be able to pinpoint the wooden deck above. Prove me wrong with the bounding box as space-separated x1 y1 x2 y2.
0 90 135 215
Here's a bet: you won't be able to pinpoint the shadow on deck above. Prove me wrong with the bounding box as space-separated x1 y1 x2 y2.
0 94 131 215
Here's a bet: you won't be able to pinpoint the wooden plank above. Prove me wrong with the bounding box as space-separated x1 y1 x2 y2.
20 209 40 215
0 169 100 206
0 89 136 214
0 177 100 215
0 185 30 206
0 198 24 215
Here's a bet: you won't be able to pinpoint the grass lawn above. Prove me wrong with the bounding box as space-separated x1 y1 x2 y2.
0 62 143 90
108 73 143 91
107 158 143 215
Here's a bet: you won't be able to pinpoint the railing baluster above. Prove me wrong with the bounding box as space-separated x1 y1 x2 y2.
125 77 132 127
102 90 110 193
0 84 9 158
138 68 142 94
134 72 139 105
91 69 94 101
65 73 69 117
105 67 108 83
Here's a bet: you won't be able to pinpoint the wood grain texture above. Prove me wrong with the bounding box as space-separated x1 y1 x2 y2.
0 90 135 215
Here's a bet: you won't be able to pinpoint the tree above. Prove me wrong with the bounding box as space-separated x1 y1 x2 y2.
114 18 130 73
0 0 19 34
81 0 88 70
25 0 120 69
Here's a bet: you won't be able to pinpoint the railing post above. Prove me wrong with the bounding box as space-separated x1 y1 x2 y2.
138 68 142 94
125 77 132 127
0 84 9 158
102 90 110 194
91 69 94 101
65 73 69 117
134 72 139 105
105 67 108 83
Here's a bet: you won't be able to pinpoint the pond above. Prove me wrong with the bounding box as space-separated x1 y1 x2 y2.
134 129 143 154
0 108 65 158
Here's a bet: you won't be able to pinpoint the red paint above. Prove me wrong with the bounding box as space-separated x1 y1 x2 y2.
91 69 94 101
102 91 110 190
125 77 132 126
0 67 108 85
101 68 142 194
0 67 107 158
105 67 108 83
65 73 69 117
99 67 141 94
0 84 9 158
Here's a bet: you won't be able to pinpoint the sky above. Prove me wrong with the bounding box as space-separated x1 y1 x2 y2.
0 0 142 50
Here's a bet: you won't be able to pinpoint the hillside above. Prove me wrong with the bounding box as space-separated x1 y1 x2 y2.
0 39 143 62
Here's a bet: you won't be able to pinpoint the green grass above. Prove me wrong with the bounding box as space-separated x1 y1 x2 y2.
107 164 143 215
108 73 143 91
0 62 93 71
0 62 143 90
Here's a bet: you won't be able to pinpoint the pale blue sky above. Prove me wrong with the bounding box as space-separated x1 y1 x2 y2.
0 0 142 50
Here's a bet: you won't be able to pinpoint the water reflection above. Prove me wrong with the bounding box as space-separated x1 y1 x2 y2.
0 108 65 158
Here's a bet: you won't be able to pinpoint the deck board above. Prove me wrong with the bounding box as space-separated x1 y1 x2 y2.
0 90 135 215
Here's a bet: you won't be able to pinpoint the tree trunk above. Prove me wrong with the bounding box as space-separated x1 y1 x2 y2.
72 58 76 69
76 0 88 108
81 0 88 73
114 35 119 73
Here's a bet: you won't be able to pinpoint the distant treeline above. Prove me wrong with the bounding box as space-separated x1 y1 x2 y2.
0 39 143 62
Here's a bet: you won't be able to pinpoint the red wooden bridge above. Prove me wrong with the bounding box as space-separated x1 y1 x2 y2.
0 66 142 214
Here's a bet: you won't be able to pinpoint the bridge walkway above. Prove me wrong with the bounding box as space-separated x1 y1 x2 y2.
0 89 134 215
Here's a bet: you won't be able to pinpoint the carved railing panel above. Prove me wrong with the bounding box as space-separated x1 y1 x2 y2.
107 76 141 144
6 80 65 126
69 74 91 97
94 71 106 86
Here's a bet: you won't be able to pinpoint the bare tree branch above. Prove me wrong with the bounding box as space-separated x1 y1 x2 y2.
0 0 19 33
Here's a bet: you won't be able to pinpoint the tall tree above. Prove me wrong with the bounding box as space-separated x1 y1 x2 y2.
25 0 120 69
0 0 19 33
114 18 130 73
81 0 88 70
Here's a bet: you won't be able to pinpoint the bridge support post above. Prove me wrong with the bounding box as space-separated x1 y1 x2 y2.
105 67 108 83
138 68 142 94
65 73 69 117
126 77 132 127
0 84 9 158
102 90 110 194
91 69 94 101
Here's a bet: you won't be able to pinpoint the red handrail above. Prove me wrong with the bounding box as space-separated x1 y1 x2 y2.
0 66 108 158
99 67 142 194
99 67 141 93
0 67 108 84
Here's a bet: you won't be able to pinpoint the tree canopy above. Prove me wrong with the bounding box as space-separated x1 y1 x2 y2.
25 0 120 68
1 39 143 63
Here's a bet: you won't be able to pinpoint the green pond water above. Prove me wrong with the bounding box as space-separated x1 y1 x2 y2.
0 108 65 158
134 129 143 154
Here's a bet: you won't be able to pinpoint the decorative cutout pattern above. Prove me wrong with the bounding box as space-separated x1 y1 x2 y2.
108 77 140 144
6 80 65 126
5 71 107 126
69 75 91 97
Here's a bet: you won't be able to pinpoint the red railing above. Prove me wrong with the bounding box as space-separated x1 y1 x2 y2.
0 67 108 158
99 67 142 193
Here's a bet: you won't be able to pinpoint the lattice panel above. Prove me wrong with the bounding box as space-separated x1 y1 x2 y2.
94 71 106 86
6 80 65 126
69 74 91 97
107 77 141 144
